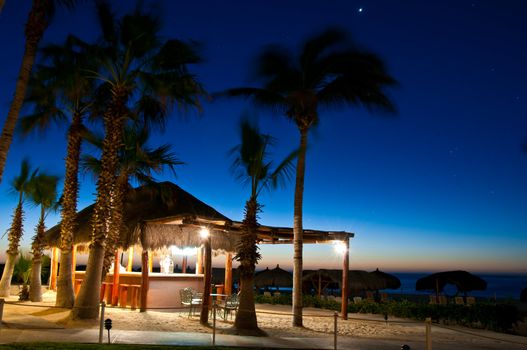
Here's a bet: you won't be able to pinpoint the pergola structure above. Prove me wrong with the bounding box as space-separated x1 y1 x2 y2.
46 181 354 319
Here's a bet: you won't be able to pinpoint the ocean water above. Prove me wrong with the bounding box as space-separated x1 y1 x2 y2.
390 272 527 300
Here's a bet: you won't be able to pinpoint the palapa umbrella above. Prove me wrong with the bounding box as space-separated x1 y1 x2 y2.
302 269 341 296
416 270 487 298
369 268 401 290
254 264 292 289
349 270 384 291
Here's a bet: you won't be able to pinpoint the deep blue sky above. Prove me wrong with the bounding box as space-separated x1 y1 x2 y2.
0 1 526 273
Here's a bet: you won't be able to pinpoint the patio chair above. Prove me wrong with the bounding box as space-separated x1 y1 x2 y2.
366 291 375 302
180 287 202 317
454 296 464 305
380 292 389 303
353 296 362 304
218 293 239 320
438 295 448 305
466 296 476 306
429 295 437 304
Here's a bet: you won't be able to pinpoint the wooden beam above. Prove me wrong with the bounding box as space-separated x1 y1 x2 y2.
140 250 149 312
224 252 232 296
71 244 77 286
111 249 121 305
341 237 349 320
196 246 203 274
200 237 212 325
49 247 59 291
126 246 134 272
148 252 153 272
182 256 187 274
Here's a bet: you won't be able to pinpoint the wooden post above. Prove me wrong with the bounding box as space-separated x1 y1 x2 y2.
71 244 77 286
196 246 203 274
341 236 349 320
140 250 149 312
224 252 232 296
182 256 187 274
111 249 121 305
148 252 153 273
200 238 212 325
49 247 59 291
126 246 134 272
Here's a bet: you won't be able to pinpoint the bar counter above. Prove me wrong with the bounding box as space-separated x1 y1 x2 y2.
75 271 204 308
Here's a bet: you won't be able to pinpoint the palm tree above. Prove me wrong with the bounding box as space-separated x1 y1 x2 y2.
229 118 296 332
27 172 59 302
0 159 37 297
20 35 96 308
72 1 204 320
0 0 76 184
222 28 396 326
82 124 182 279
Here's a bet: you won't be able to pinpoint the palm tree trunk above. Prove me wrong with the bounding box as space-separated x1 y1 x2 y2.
0 199 24 297
29 206 46 302
102 173 128 280
72 88 127 320
292 127 308 327
0 0 49 183
56 112 83 308
71 242 105 319
234 198 260 331
200 237 212 325
0 254 17 297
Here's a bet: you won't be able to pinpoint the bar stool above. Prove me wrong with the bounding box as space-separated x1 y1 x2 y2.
101 282 113 304
74 279 83 296
129 285 141 310
118 284 130 307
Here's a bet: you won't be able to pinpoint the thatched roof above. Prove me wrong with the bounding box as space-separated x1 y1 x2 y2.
254 265 293 288
369 268 401 290
45 181 236 252
416 270 487 293
302 269 386 292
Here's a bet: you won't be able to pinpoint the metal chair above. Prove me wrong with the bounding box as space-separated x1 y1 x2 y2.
218 293 239 320
180 287 202 317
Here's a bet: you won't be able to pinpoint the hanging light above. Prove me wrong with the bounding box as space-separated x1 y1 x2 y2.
333 240 347 255
200 228 210 239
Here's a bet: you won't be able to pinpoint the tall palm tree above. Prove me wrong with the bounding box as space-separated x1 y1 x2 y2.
229 118 296 332
72 2 203 319
20 35 96 308
222 28 397 326
82 124 182 279
0 159 37 297
27 172 59 302
0 0 76 183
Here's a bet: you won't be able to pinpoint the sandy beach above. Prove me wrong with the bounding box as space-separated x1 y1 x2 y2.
1 289 526 349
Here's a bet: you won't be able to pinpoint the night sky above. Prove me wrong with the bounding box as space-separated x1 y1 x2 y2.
0 1 526 273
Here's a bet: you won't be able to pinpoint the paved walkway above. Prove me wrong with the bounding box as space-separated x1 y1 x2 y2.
2 323 527 350
2 296 527 349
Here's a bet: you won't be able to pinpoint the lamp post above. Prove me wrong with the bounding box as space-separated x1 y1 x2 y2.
199 228 211 325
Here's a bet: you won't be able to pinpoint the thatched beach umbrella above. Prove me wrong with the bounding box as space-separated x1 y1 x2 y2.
349 270 383 292
416 270 487 297
254 264 293 289
369 268 401 290
302 269 340 296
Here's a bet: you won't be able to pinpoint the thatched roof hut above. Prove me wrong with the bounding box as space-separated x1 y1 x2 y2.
45 181 237 252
